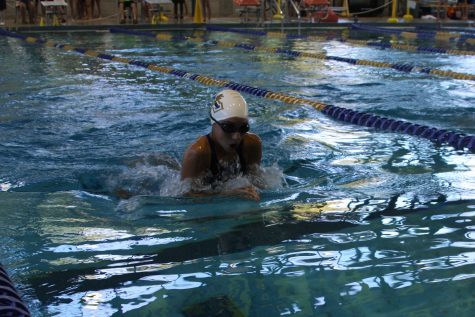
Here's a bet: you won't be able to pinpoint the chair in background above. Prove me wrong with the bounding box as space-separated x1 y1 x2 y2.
300 0 338 22
143 0 171 24
39 0 68 26
234 0 261 22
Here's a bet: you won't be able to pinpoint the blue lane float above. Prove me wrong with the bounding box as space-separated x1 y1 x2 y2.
204 25 267 36
429 26 475 35
111 27 475 80
1 28 474 153
0 263 31 317
206 24 475 57
322 105 475 151
351 23 475 42
366 41 450 54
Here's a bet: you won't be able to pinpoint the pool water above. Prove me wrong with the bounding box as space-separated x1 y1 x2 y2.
1 28 475 316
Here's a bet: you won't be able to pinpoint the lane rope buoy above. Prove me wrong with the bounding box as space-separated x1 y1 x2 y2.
351 24 475 46
207 25 475 57
1 28 474 153
0 263 31 317
110 27 475 82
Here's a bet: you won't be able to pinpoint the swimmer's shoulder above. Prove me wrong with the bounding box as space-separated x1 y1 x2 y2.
186 135 211 157
242 133 262 150
241 133 262 165
243 132 261 142
182 135 212 173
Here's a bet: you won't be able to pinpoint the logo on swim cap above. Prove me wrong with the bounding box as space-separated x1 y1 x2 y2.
210 90 248 123
212 93 225 113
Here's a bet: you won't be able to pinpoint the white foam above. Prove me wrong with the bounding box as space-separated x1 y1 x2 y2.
110 155 285 199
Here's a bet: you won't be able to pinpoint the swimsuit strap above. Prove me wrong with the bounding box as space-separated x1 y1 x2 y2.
237 142 247 174
205 134 246 179
206 134 221 179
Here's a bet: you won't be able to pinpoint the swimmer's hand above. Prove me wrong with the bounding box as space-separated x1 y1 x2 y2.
184 186 260 201
223 186 260 201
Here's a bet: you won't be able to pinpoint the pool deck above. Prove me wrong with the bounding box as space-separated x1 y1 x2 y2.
3 12 475 33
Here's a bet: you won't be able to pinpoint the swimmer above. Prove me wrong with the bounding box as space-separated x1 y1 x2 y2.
181 89 263 201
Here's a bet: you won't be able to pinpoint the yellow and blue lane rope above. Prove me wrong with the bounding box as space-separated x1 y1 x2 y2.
343 27 475 56
110 27 475 82
1 28 474 153
351 24 475 46
207 25 475 57
431 26 475 35
0 262 31 316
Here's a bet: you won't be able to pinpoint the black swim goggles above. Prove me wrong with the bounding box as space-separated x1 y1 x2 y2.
210 114 250 134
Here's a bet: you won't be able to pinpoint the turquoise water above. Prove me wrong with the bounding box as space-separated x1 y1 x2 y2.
1 29 475 316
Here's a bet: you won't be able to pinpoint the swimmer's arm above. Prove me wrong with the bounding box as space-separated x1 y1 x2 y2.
183 186 260 201
245 164 266 190
181 139 223 198
222 186 260 201
181 135 261 201
221 134 262 200
242 134 265 189
182 171 260 201
183 175 260 201
180 138 210 180
242 133 262 167
180 141 207 196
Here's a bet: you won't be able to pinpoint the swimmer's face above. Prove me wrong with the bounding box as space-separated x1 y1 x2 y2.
213 117 249 151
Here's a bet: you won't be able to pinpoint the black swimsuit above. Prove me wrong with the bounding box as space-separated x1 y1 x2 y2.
206 134 247 183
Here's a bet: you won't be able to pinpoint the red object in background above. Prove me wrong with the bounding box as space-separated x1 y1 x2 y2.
311 9 339 22
304 0 328 5
234 0 260 6
303 0 339 23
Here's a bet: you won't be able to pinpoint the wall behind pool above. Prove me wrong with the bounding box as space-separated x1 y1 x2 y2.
2 0 237 21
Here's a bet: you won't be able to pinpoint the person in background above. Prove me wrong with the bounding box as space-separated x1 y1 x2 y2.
0 0 6 25
84 0 92 19
447 4 456 19
201 0 210 21
172 0 185 20
70 0 91 20
92 0 101 17
118 0 137 24
181 90 263 201
18 0 36 24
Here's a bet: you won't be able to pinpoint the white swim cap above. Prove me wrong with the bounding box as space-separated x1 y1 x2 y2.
210 89 248 122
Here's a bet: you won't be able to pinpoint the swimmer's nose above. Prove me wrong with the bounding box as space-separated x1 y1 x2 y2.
230 132 242 141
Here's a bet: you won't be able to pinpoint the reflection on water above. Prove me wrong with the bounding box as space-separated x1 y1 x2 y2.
2 190 472 316
1 30 475 316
